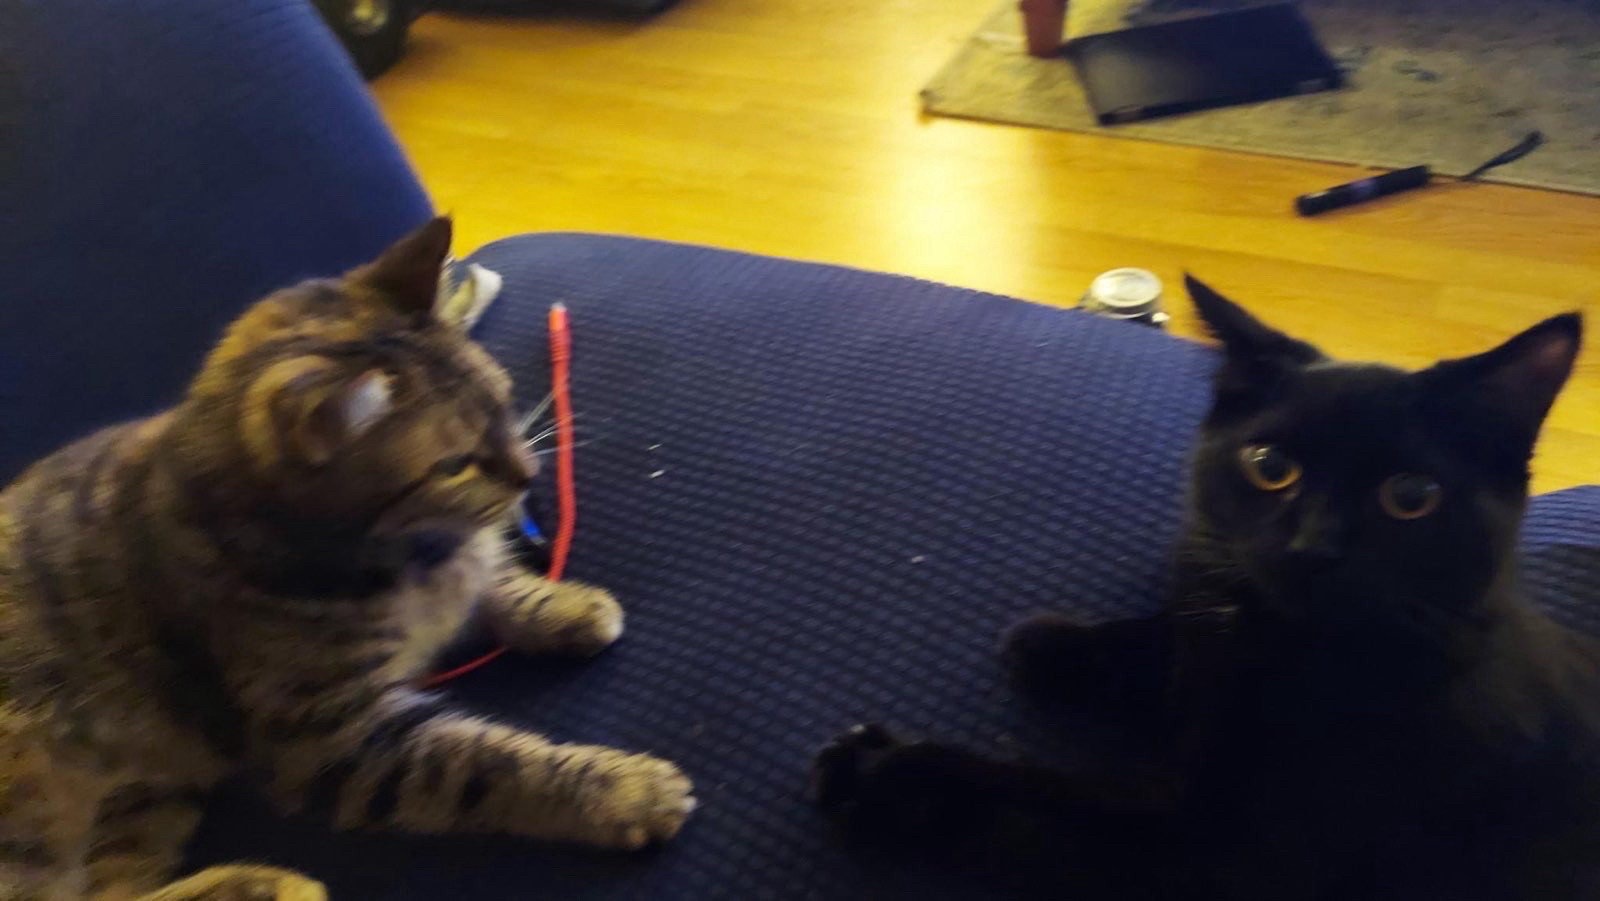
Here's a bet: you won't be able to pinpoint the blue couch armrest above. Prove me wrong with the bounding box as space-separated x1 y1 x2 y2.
0 0 433 482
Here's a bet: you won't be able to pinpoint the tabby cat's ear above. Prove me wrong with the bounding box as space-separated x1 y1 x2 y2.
1187 275 1323 411
348 216 454 326
244 360 393 467
1419 312 1581 455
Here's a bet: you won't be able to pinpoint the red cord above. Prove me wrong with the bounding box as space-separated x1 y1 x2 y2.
421 637 509 686
422 304 576 687
546 303 576 584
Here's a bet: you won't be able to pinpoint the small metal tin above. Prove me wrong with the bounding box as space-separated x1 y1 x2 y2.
1081 268 1168 327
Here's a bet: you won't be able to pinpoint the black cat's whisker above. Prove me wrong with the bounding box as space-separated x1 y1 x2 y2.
1391 596 1480 645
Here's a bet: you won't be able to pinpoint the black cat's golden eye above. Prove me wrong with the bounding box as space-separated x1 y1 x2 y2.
1238 444 1301 492
433 454 476 477
1379 473 1443 520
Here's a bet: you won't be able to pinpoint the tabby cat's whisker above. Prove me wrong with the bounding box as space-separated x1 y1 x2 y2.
523 418 595 448
516 393 555 434
531 439 599 457
523 411 588 432
524 427 560 447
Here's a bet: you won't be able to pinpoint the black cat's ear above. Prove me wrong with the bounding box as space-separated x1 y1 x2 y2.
1187 275 1322 366
1419 313 1582 459
348 216 453 325
1187 275 1322 410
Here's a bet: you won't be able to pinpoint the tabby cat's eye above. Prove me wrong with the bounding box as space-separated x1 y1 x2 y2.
1379 474 1443 520
1239 444 1301 492
434 454 476 477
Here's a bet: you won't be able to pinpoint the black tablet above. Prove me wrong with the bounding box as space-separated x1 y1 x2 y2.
1065 3 1343 125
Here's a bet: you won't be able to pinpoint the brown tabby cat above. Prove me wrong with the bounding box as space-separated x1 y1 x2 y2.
0 218 695 900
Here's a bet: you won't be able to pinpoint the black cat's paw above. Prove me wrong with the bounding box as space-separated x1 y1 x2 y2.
809 723 901 813
1000 612 1090 699
811 726 986 847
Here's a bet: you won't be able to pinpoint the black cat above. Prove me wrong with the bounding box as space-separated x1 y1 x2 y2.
811 278 1599 900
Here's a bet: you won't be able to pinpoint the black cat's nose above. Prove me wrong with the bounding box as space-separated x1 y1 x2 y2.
1287 509 1345 560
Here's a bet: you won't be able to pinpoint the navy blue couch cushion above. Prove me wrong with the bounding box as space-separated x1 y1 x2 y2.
191 234 1600 899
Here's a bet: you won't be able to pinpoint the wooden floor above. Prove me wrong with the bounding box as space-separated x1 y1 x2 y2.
372 0 1600 494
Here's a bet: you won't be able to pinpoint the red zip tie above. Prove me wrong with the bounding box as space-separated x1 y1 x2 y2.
423 303 576 687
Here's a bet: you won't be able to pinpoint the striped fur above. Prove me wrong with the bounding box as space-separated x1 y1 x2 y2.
0 219 693 900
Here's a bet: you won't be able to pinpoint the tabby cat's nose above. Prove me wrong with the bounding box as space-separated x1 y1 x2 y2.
501 443 539 488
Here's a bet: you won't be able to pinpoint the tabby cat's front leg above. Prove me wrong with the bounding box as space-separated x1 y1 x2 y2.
84 783 208 900
261 688 694 850
481 567 625 657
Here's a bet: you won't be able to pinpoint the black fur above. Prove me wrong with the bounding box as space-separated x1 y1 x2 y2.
812 279 1599 900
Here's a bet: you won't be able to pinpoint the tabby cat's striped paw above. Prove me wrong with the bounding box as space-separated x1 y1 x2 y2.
137 864 326 901
486 577 625 656
539 582 625 656
577 752 696 849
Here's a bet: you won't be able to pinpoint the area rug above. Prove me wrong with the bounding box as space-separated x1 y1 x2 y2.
922 0 1600 195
